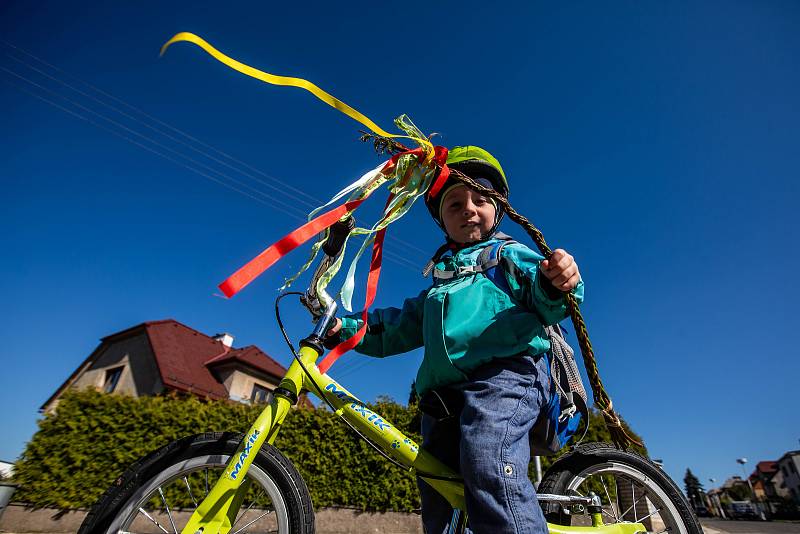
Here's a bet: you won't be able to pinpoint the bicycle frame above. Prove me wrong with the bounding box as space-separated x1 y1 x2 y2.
178 332 646 534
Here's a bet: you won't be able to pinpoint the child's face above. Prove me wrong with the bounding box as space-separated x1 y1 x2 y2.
440 185 497 244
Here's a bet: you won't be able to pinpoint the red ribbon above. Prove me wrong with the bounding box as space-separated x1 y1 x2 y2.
218 199 366 298
318 223 386 373
426 146 450 200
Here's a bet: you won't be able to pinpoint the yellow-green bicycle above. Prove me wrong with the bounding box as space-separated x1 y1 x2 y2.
78 221 701 534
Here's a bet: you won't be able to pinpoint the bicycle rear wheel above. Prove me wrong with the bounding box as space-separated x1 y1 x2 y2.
78 432 314 534
539 442 701 534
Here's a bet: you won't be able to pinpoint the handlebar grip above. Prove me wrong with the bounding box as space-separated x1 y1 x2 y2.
322 216 355 257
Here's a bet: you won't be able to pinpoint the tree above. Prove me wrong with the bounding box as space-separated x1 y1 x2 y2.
408 380 418 406
684 468 705 508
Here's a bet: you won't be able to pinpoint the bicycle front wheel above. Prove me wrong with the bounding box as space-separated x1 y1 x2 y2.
78 432 314 534
539 443 701 534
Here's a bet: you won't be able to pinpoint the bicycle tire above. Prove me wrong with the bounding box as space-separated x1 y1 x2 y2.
78 432 314 534
539 442 701 534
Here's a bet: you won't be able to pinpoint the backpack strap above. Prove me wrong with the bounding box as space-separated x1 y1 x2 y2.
422 241 455 277
480 234 515 297
429 233 515 282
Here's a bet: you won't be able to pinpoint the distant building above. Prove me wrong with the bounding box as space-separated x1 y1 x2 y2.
750 461 779 501
42 319 310 412
776 451 800 504
720 475 752 500
0 461 13 479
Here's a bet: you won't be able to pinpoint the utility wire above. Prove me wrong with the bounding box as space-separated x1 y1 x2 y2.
2 39 321 206
1 65 312 220
4 51 321 213
1 72 287 210
1 40 433 260
1 62 422 273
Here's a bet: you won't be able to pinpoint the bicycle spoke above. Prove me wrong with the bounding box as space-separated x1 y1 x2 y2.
231 497 257 530
183 475 198 508
157 487 179 534
230 509 273 534
599 475 619 522
137 507 170 534
636 505 663 524
601 508 618 522
620 481 647 520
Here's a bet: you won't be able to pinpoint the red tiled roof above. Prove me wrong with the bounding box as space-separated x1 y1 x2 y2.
755 461 778 475
205 345 286 379
107 319 288 400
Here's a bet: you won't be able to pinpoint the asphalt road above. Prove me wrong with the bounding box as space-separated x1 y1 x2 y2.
702 519 800 534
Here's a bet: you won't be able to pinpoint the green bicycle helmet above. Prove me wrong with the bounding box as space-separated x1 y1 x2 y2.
425 145 509 231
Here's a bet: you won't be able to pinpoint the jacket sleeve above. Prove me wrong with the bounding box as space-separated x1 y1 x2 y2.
500 243 585 326
336 289 427 358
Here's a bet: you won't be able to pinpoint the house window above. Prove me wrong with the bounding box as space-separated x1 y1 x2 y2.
250 384 272 404
103 366 124 393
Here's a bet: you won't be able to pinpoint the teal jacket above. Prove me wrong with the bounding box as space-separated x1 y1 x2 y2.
338 237 585 396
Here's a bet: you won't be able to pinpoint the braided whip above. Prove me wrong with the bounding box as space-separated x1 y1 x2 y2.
361 132 641 449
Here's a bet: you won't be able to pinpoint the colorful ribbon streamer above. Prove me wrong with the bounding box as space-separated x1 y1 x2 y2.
162 32 454 369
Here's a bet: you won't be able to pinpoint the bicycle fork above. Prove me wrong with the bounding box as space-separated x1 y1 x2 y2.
179 346 316 534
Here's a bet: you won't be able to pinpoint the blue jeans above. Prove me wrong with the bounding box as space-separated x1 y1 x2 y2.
418 354 551 534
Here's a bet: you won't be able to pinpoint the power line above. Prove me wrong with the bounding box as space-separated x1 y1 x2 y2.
1 73 289 210
1 66 423 274
1 40 434 260
4 51 322 213
1 65 315 221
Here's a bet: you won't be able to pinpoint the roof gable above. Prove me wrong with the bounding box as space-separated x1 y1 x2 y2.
205 345 286 379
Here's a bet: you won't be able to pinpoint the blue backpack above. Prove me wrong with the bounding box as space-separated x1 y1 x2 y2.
430 235 589 454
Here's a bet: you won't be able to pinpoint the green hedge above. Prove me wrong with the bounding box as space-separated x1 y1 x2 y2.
13 389 644 511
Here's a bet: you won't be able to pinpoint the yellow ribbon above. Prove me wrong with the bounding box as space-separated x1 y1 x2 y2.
160 32 431 153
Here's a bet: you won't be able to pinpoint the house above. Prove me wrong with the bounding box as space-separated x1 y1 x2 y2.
750 461 779 501
0 461 13 479
720 475 752 500
776 451 800 504
42 319 310 412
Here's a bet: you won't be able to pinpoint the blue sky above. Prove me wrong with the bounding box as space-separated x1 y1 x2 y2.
1 1 798 490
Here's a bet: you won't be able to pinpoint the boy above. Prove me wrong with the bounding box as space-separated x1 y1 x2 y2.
326 146 583 533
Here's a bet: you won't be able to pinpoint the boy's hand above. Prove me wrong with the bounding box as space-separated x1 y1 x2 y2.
323 318 343 350
326 318 342 336
541 249 581 292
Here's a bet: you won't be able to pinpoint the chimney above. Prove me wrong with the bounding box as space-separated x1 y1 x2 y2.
214 333 234 347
